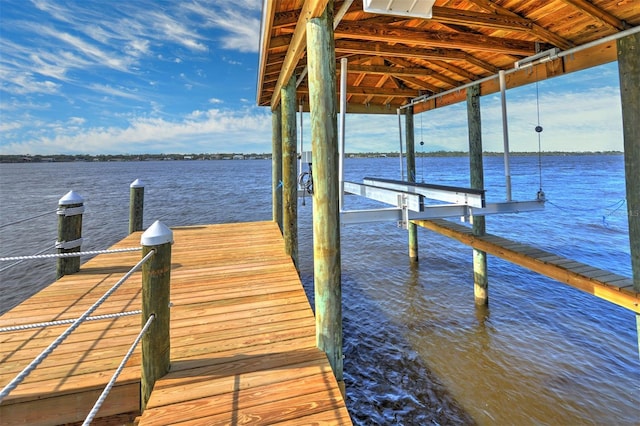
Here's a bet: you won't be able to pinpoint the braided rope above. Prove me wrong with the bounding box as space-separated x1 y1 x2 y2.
0 245 54 273
0 247 142 262
0 210 57 230
82 314 155 426
0 310 142 333
0 249 155 403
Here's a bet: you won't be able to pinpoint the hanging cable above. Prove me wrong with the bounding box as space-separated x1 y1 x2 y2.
420 112 425 183
534 66 545 201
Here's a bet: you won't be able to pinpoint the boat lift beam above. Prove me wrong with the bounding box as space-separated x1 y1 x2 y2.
341 179 544 226
340 200 545 225
362 177 486 208
343 181 423 212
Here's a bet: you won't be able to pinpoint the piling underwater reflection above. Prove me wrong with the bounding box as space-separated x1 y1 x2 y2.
1 155 638 425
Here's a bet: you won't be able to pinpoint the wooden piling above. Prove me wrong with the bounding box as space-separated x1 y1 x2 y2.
272 106 283 232
307 0 343 387
617 31 640 358
140 221 173 411
129 179 145 234
405 106 419 262
618 32 640 292
282 75 299 269
467 84 488 305
56 191 84 279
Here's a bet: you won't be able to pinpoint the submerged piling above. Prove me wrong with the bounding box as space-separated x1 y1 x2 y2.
405 105 418 262
307 0 343 390
56 191 84 279
272 106 283 232
467 84 488 305
282 75 298 269
617 31 640 357
129 179 145 234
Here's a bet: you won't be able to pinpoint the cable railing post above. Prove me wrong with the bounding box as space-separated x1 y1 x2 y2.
56 191 84 279
140 220 173 412
129 179 145 234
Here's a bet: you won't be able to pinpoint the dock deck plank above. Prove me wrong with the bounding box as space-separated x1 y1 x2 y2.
0 221 351 425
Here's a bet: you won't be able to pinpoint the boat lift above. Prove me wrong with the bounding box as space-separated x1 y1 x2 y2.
297 57 545 226
341 177 544 227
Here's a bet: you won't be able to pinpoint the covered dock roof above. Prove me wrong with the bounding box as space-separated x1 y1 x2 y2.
257 0 639 113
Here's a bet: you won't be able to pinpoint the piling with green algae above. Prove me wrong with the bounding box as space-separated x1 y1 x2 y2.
272 105 283 231
617 31 640 355
306 0 343 389
467 83 488 305
281 74 299 269
405 105 419 262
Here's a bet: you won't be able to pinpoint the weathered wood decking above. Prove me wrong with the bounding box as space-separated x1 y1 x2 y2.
0 221 351 425
414 219 639 314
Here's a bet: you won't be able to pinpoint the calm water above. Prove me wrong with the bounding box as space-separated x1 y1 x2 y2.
0 156 638 425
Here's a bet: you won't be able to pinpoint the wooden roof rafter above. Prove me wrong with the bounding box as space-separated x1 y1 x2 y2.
384 57 463 88
463 0 575 49
335 22 540 55
257 0 639 112
270 0 329 109
561 0 628 30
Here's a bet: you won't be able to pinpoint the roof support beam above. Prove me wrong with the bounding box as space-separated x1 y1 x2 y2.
336 22 538 55
336 40 467 61
270 0 329 109
394 75 440 93
465 0 574 50
412 37 619 114
430 6 533 31
561 0 628 30
298 84 419 98
385 57 463 87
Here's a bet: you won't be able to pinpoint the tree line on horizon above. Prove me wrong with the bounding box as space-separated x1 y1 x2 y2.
0 150 624 163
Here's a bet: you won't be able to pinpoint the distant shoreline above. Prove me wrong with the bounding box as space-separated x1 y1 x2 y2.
0 151 623 164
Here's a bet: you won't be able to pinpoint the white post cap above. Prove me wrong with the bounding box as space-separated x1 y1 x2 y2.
141 220 173 246
59 190 84 205
130 179 145 188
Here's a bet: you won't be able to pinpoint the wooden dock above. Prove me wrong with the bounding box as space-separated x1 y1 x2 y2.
0 221 351 425
414 219 639 314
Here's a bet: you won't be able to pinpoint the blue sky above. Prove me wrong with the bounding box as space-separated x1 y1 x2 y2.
0 0 625 155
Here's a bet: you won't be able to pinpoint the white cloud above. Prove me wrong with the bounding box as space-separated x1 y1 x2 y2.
88 84 144 101
0 107 272 155
182 1 260 53
126 39 151 57
209 98 224 104
148 11 208 52
0 70 60 95
69 117 86 125
480 85 623 152
0 121 23 132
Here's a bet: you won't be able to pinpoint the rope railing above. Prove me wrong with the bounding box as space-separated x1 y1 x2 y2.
0 244 55 273
0 249 155 403
0 183 174 423
82 314 155 426
0 310 142 333
0 247 142 263
0 209 57 230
